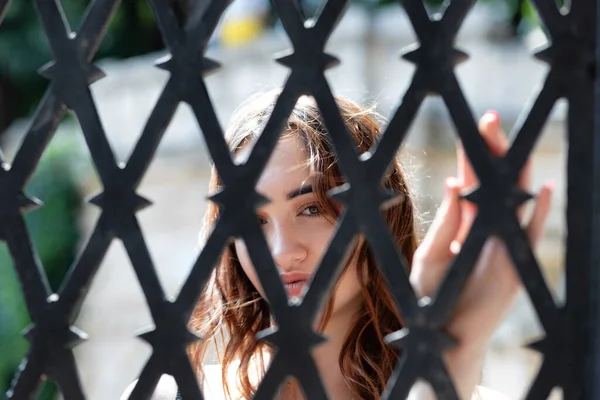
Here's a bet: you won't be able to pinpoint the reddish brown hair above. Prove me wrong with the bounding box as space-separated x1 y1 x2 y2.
188 91 419 399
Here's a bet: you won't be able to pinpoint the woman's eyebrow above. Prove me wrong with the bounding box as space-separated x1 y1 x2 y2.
287 185 314 199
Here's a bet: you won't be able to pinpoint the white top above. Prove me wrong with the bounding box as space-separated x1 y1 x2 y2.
122 368 511 400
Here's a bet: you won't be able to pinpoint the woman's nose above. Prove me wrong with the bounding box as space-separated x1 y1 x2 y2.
270 225 308 269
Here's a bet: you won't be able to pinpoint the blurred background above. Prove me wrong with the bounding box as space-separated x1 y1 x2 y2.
0 0 567 398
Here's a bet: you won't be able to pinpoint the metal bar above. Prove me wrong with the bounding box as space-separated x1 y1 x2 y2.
589 0 600 395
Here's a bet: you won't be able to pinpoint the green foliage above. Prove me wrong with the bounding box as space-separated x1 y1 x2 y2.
0 132 85 398
0 0 162 125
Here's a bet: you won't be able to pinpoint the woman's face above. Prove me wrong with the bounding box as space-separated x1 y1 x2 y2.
233 135 363 317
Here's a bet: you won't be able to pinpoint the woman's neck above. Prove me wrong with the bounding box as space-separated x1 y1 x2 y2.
271 294 363 400
310 294 364 399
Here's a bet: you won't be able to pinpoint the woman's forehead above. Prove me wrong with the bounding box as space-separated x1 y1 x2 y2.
255 137 314 195
233 135 309 165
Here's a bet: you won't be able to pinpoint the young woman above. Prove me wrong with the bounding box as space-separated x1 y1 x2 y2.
123 90 552 399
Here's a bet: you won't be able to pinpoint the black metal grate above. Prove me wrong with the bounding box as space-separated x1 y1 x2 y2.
0 0 597 398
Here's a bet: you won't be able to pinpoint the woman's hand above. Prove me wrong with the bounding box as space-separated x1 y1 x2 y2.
409 111 554 399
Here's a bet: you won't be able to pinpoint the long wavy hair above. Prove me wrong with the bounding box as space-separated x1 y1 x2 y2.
188 90 419 399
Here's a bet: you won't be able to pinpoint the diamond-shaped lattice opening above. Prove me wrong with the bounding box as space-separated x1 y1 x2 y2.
454 12 550 120
135 102 212 300
483 294 544 397
299 0 328 21
325 3 416 119
74 240 153 399
397 97 456 236
0 243 31 396
527 99 567 306
212 0 271 48
91 57 171 163
204 10 287 123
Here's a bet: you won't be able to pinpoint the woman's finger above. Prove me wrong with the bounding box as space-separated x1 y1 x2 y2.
457 111 507 190
415 177 462 263
518 157 532 191
457 140 477 190
478 111 509 157
525 181 554 245
455 112 509 244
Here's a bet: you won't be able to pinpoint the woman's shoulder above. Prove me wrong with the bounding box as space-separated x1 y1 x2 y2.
202 364 229 399
120 367 228 400
120 375 179 400
475 385 512 400
121 372 508 400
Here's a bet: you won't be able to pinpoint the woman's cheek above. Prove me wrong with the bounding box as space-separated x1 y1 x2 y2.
332 264 363 313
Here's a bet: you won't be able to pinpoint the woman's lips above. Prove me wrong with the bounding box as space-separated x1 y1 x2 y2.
284 279 307 298
280 272 310 299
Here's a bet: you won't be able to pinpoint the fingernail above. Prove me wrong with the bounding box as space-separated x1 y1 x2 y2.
485 110 499 121
482 113 508 150
450 240 462 254
444 177 457 196
481 115 498 137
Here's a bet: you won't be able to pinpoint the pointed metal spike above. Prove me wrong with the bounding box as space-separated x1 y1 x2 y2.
329 189 351 205
207 189 225 205
322 53 340 70
184 329 203 346
21 323 36 342
401 43 422 64
18 194 43 213
87 65 106 85
137 328 157 345
452 48 469 66
209 188 269 209
327 183 351 202
437 330 457 350
155 54 174 71
66 326 89 349
462 188 480 204
526 337 546 353
38 61 57 80
276 53 295 69
534 45 554 63
87 192 104 208
135 194 153 212
380 190 404 210
257 329 280 347
307 331 327 347
255 326 278 342
202 57 222 75
385 327 410 347
514 188 534 205
253 192 271 208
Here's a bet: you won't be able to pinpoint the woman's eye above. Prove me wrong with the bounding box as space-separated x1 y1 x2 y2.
257 215 267 225
300 204 321 217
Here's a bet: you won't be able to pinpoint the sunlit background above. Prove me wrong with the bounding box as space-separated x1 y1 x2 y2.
0 0 567 398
